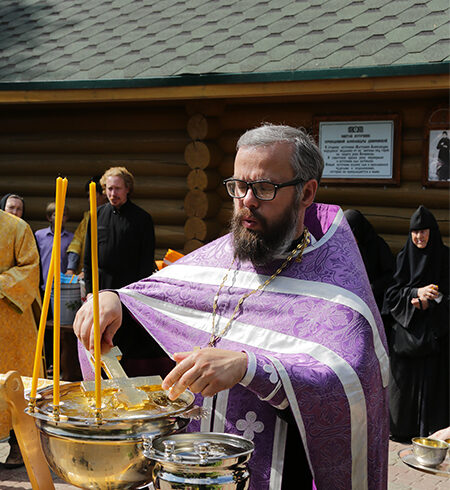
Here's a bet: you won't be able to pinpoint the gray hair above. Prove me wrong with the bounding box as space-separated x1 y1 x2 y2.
236 124 324 185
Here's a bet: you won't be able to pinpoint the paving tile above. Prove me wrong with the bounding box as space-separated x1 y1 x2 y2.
4 439 447 489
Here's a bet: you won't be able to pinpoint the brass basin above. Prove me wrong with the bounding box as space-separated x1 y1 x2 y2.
27 381 194 489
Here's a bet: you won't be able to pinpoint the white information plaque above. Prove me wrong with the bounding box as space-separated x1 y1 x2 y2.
319 120 395 179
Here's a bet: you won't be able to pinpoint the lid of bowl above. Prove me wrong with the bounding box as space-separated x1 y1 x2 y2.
145 432 254 465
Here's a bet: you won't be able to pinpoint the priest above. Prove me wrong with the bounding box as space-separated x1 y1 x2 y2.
74 124 389 489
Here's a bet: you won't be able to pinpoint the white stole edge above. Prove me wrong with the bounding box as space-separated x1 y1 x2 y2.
270 416 287 490
153 253 389 389
118 289 369 490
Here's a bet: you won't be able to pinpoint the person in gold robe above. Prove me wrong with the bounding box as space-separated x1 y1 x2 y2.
0 210 42 468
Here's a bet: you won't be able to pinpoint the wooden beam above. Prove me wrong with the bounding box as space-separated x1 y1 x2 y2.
0 74 448 104
0 154 188 177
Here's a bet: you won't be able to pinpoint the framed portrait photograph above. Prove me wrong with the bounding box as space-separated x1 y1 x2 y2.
313 114 401 184
423 106 449 187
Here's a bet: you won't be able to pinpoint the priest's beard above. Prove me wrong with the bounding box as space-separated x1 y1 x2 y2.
231 196 301 266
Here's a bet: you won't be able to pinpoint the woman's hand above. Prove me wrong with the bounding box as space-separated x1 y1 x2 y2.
430 426 450 441
417 284 439 302
73 291 122 353
411 297 429 310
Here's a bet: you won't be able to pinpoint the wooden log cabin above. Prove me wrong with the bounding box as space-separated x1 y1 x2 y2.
0 1 448 260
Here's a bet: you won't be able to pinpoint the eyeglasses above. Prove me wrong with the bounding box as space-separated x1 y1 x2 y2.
223 177 303 201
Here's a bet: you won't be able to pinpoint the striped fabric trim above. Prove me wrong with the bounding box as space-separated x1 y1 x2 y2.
274 398 289 410
270 356 367 490
239 350 256 387
259 380 282 402
303 207 344 255
213 390 228 433
270 416 287 490
119 289 369 489
200 396 214 432
269 357 315 482
154 263 388 388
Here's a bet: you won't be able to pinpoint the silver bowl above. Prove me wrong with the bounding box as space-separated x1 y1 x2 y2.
412 437 449 467
145 432 255 490
26 381 195 489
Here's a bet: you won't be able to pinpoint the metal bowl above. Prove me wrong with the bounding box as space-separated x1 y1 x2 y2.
412 437 449 467
26 381 195 489
144 432 255 490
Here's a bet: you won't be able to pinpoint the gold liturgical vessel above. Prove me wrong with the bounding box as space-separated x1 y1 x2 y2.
27 361 196 489
21 178 198 489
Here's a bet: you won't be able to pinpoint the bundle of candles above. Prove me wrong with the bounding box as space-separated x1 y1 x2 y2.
28 178 103 421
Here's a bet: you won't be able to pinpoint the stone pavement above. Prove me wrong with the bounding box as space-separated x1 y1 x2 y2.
0 438 448 489
388 440 448 490
0 439 74 489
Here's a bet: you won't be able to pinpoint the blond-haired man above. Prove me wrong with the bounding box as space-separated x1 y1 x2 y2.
83 166 157 375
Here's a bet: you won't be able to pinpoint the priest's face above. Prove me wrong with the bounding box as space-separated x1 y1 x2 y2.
230 142 304 265
105 176 129 209
411 228 430 249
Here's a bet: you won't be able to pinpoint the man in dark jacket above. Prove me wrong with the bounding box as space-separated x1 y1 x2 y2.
84 166 158 373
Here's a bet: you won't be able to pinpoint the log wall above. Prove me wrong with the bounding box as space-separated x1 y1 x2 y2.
1 93 448 262
0 104 190 259
189 95 449 255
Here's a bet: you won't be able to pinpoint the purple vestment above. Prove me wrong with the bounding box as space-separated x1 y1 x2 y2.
80 203 389 489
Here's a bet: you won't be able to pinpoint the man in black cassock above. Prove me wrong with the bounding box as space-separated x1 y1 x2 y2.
84 166 162 374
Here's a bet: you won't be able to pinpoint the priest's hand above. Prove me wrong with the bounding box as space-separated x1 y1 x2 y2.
162 348 248 400
73 291 123 354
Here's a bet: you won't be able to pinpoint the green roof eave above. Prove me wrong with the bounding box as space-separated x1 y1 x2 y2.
0 61 448 91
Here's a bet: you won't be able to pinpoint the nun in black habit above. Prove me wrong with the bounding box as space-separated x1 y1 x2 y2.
344 209 395 313
385 205 449 441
